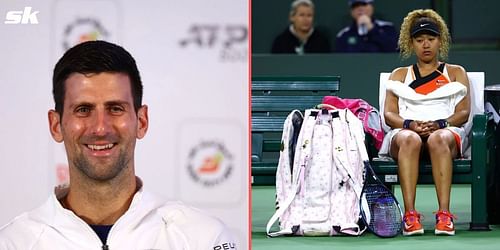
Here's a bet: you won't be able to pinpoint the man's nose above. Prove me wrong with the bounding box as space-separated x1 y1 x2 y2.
91 110 111 136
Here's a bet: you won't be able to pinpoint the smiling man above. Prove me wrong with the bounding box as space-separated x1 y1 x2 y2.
0 41 237 249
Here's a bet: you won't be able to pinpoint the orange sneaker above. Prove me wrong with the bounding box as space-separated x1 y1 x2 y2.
434 210 456 236
403 210 424 236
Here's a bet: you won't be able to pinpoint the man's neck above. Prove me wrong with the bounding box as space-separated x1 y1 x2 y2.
63 173 138 225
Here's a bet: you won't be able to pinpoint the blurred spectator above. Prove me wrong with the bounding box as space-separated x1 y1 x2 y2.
336 0 398 52
271 0 331 54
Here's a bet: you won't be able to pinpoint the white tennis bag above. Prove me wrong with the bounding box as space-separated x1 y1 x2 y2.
267 107 366 236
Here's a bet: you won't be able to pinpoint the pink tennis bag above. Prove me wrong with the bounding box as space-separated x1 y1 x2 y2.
322 96 384 151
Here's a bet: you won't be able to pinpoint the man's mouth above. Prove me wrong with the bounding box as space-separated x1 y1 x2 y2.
86 143 115 151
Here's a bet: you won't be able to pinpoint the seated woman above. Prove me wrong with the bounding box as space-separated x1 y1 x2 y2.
380 9 470 236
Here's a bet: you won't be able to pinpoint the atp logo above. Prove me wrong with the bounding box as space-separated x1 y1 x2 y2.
179 24 247 62
4 7 39 24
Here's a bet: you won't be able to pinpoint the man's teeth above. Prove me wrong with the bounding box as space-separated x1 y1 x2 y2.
87 144 114 151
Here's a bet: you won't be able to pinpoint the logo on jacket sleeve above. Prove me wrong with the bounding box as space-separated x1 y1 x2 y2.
348 36 357 45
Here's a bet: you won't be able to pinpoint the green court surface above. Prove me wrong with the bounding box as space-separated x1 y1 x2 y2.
252 185 500 250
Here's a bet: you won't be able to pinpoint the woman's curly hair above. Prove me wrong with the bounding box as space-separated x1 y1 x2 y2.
398 9 451 60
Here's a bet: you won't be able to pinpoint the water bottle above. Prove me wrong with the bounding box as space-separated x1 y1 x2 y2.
372 197 393 236
358 23 368 36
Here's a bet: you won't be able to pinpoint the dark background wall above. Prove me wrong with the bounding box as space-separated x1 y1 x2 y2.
451 0 500 43
252 0 500 53
252 0 500 107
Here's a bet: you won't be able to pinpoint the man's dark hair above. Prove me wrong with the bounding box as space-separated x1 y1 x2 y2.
52 40 143 115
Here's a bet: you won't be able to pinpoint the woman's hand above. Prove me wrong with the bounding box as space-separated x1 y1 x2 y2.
408 120 436 137
412 120 442 137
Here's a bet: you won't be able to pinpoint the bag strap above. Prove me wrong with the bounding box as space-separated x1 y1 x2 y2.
316 103 337 110
331 110 365 197
266 111 316 237
265 175 301 237
339 223 364 235
351 112 370 162
332 110 368 235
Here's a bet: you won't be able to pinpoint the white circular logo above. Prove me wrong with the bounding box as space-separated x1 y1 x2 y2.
62 18 110 50
187 141 233 187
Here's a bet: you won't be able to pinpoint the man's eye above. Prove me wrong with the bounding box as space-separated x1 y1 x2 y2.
110 106 124 113
76 107 90 114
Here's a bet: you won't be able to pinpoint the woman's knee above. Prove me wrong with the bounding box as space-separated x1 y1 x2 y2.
427 130 455 153
395 130 422 151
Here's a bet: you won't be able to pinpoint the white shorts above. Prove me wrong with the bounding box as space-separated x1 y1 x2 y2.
378 126 468 158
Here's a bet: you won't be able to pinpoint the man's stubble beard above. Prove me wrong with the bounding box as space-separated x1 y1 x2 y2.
73 147 130 182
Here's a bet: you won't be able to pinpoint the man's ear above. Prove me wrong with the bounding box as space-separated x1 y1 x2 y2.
136 105 149 139
48 110 64 142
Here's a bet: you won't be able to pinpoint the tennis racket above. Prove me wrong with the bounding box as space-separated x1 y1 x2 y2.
359 161 403 238
336 109 403 237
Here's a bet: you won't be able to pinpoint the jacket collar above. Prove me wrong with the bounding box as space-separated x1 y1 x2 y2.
30 177 164 232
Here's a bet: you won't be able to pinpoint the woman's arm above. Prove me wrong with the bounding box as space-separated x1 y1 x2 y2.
446 64 471 127
384 67 407 129
384 67 428 135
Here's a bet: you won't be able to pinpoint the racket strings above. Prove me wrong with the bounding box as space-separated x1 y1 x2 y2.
364 184 402 237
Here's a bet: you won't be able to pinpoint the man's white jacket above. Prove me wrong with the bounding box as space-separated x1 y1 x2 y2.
0 186 237 250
